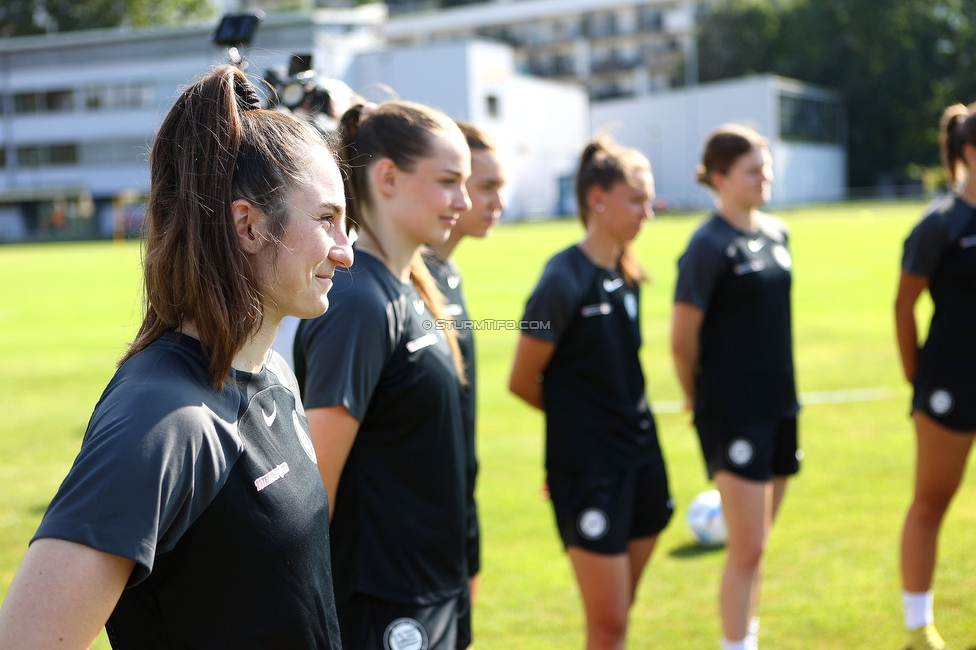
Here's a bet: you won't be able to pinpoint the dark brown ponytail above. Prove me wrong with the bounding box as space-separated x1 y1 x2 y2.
575 133 650 285
940 103 976 187
124 65 331 389
337 101 466 383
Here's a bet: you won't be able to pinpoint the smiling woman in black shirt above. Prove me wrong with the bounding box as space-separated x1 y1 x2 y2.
0 65 352 649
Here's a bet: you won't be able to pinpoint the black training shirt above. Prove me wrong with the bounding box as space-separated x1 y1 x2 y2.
903 194 976 359
522 245 659 471
34 332 340 649
424 251 480 577
675 213 799 423
295 250 467 607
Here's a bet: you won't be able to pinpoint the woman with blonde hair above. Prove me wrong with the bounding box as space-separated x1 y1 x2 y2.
284 100 473 649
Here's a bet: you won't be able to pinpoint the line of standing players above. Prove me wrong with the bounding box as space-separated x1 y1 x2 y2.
0 62 972 650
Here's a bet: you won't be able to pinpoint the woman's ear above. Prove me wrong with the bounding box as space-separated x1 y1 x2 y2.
962 141 976 171
372 158 399 199
231 199 269 255
586 185 606 215
709 170 726 193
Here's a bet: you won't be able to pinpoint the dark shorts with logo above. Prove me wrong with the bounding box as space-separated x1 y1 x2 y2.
548 460 673 555
338 590 471 650
912 356 976 432
695 415 800 481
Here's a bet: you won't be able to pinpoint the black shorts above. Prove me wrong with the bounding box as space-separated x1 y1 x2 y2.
913 354 976 432
338 590 471 650
548 460 673 555
695 415 801 481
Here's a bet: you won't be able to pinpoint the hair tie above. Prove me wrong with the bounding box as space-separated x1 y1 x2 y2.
235 78 262 112
360 102 377 119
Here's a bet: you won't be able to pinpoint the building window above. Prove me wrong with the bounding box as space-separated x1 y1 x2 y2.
12 90 74 114
486 95 499 118
640 6 663 31
16 143 79 167
16 146 41 167
81 138 150 166
49 144 79 165
84 82 155 111
0 147 5 168
779 93 841 144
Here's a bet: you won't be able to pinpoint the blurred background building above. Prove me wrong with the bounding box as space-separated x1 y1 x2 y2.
0 0 847 242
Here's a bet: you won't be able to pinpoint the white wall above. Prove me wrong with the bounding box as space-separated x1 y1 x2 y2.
345 39 589 219
591 74 846 208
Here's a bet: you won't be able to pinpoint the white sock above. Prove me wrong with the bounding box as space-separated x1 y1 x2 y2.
902 590 934 630
721 639 747 650
746 617 760 649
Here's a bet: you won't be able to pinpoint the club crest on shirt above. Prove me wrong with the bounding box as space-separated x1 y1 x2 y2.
384 618 428 650
772 244 792 270
413 300 425 315
447 273 460 289
624 293 638 320
293 410 317 464
577 507 609 541
929 388 954 416
727 438 755 467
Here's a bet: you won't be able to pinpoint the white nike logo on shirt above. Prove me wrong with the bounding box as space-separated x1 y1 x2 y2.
603 278 624 292
262 402 277 427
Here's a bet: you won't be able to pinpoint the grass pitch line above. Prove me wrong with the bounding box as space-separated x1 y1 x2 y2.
652 387 897 414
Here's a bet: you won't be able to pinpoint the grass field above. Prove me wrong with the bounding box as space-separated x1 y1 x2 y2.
1 200 975 649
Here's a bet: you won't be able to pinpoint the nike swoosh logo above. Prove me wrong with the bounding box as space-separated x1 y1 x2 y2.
262 402 277 427
603 278 624 292
748 239 764 252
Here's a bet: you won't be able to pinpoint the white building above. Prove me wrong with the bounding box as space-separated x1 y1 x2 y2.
591 74 846 208
384 0 701 101
345 39 589 219
0 7 385 242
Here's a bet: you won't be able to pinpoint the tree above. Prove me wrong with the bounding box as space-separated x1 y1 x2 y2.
0 0 211 38
697 0 976 188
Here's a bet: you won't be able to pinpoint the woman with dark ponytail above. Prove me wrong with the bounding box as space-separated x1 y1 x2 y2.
283 100 473 649
0 65 352 648
895 103 976 650
509 134 672 650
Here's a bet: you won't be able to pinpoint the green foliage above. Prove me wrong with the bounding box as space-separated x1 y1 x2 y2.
2 203 976 648
698 0 976 188
0 0 212 37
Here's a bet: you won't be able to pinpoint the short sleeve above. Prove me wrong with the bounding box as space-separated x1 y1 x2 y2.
674 235 727 311
902 212 951 278
521 259 581 344
296 279 393 421
33 377 241 586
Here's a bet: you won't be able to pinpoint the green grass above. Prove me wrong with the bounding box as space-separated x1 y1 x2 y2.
1 200 975 648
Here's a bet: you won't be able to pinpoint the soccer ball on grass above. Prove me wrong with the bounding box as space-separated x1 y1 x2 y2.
686 489 727 546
